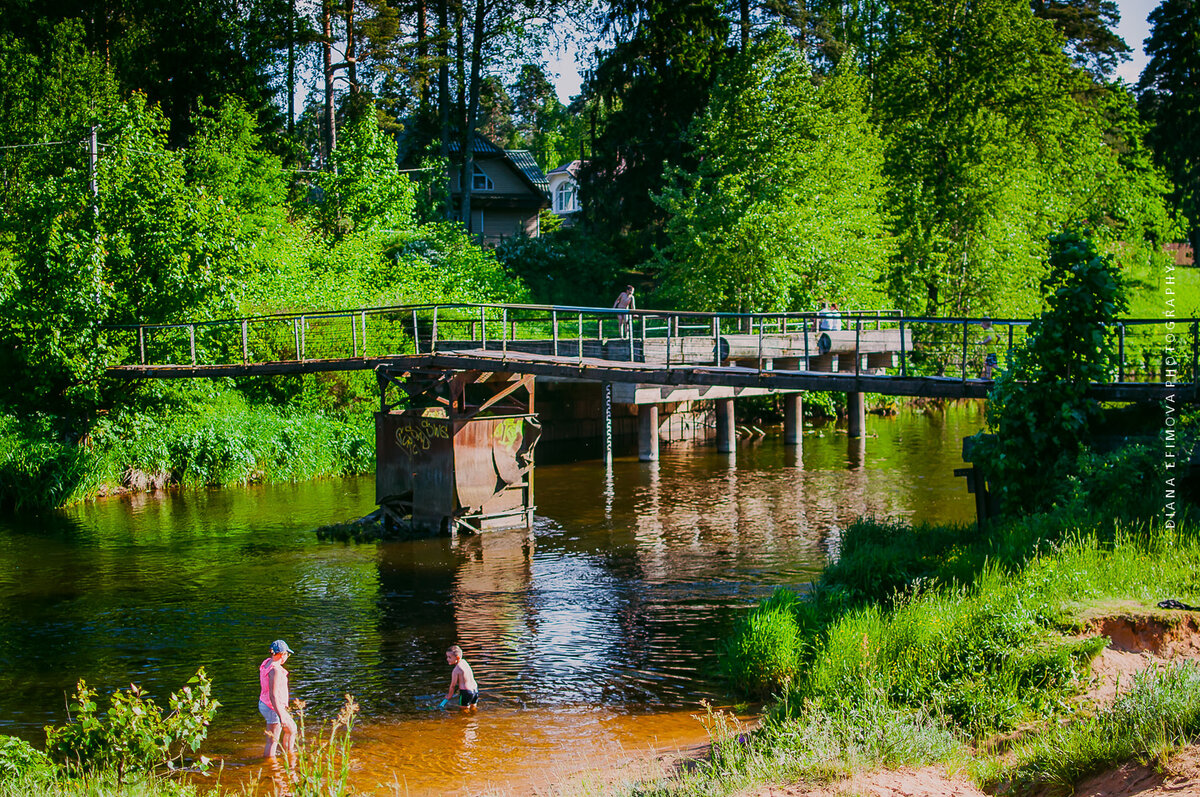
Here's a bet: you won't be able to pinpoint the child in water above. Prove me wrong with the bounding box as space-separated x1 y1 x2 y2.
440 645 479 710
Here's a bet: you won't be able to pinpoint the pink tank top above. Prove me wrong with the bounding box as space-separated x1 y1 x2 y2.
259 658 273 704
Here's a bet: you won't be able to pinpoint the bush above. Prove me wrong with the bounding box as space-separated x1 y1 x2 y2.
0 736 52 781
44 669 218 783
719 588 805 698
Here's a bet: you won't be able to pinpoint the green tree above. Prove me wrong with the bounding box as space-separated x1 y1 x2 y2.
1139 0 1200 253
582 0 733 267
972 227 1128 514
311 110 419 238
1031 0 1132 78
652 31 889 312
873 0 1163 318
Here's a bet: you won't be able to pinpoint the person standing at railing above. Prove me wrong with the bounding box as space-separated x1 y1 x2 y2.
979 318 999 379
613 285 636 337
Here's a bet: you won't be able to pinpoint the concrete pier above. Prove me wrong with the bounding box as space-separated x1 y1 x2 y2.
847 391 866 438
638 404 660 461
783 393 803 445
716 398 736 454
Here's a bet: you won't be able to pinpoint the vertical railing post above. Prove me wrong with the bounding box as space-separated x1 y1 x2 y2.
577 311 583 365
899 317 907 377
361 311 367 358
502 307 508 356
960 318 968 380
629 313 635 362
1118 322 1125 382
1192 320 1199 387
757 313 764 373
350 314 357 358
242 320 249 364
190 324 197 366
854 319 861 376
411 309 419 354
666 313 674 367
432 306 439 353
552 309 559 357
804 316 811 367
138 326 146 365
481 306 487 350
712 316 720 366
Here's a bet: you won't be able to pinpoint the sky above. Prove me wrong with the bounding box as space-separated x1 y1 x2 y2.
547 0 1164 103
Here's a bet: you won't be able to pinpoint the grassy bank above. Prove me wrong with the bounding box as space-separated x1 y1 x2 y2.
628 512 1200 796
0 380 375 511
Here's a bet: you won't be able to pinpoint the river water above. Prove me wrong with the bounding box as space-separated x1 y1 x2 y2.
0 404 982 795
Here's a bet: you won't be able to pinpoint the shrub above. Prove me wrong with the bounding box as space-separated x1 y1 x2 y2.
719 588 804 697
44 669 218 783
0 735 52 781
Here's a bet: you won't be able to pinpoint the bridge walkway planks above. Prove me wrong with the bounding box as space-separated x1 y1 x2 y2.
105 345 1190 402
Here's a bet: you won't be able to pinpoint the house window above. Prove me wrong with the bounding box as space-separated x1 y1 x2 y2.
472 165 493 191
555 182 578 213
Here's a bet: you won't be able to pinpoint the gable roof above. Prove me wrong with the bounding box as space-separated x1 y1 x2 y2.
506 149 549 194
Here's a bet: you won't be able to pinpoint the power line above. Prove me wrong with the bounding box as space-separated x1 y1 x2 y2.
0 141 71 150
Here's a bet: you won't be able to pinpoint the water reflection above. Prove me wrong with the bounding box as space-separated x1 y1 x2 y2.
0 404 983 794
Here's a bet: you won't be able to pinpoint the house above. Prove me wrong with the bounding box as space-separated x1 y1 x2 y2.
547 160 584 226
448 135 549 244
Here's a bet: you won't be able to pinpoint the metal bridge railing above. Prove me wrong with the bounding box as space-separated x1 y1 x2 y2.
102 303 1199 387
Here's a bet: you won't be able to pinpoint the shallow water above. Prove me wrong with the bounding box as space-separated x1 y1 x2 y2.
0 404 982 794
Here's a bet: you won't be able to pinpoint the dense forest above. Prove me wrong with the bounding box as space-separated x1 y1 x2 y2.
0 0 1195 508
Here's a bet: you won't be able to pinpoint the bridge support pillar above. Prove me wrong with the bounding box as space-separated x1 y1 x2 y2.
783 393 803 446
716 398 736 454
638 404 659 461
603 383 613 466
847 392 865 438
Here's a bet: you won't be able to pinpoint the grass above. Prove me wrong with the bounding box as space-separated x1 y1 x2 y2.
1004 661 1200 795
631 513 1200 797
0 383 375 511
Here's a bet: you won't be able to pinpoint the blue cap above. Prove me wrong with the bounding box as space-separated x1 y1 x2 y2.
270 639 294 655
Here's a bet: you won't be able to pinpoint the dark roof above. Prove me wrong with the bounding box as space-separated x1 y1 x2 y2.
447 134 504 156
506 149 549 193
547 160 584 178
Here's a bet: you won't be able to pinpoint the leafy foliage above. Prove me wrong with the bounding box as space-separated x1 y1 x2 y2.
1139 0 1200 253
44 669 218 783
652 31 889 312
0 736 52 781
972 228 1129 514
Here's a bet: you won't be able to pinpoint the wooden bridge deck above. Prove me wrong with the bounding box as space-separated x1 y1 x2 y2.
105 346 1190 402
100 303 1198 403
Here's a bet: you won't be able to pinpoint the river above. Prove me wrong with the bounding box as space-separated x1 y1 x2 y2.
0 403 983 795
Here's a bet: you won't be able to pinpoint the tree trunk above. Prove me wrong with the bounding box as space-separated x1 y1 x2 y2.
418 0 430 114
323 0 337 165
739 0 750 51
438 0 453 219
456 4 469 227
461 0 487 234
288 0 295 137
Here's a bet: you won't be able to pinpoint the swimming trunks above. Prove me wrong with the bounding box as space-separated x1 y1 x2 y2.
459 689 479 706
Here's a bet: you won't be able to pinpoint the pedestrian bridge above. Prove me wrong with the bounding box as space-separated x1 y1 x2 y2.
104 302 1193 403
102 303 1196 534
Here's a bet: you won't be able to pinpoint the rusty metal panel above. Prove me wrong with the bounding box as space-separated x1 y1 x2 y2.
452 418 504 510
376 412 455 521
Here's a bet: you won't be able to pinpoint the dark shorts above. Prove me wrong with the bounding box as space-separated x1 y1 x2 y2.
459 689 479 706
985 353 998 366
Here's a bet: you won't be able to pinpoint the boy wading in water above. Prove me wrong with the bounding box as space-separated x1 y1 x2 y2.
440 645 479 710
258 639 297 760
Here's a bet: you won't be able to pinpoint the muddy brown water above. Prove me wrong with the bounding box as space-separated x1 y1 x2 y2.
0 405 981 795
